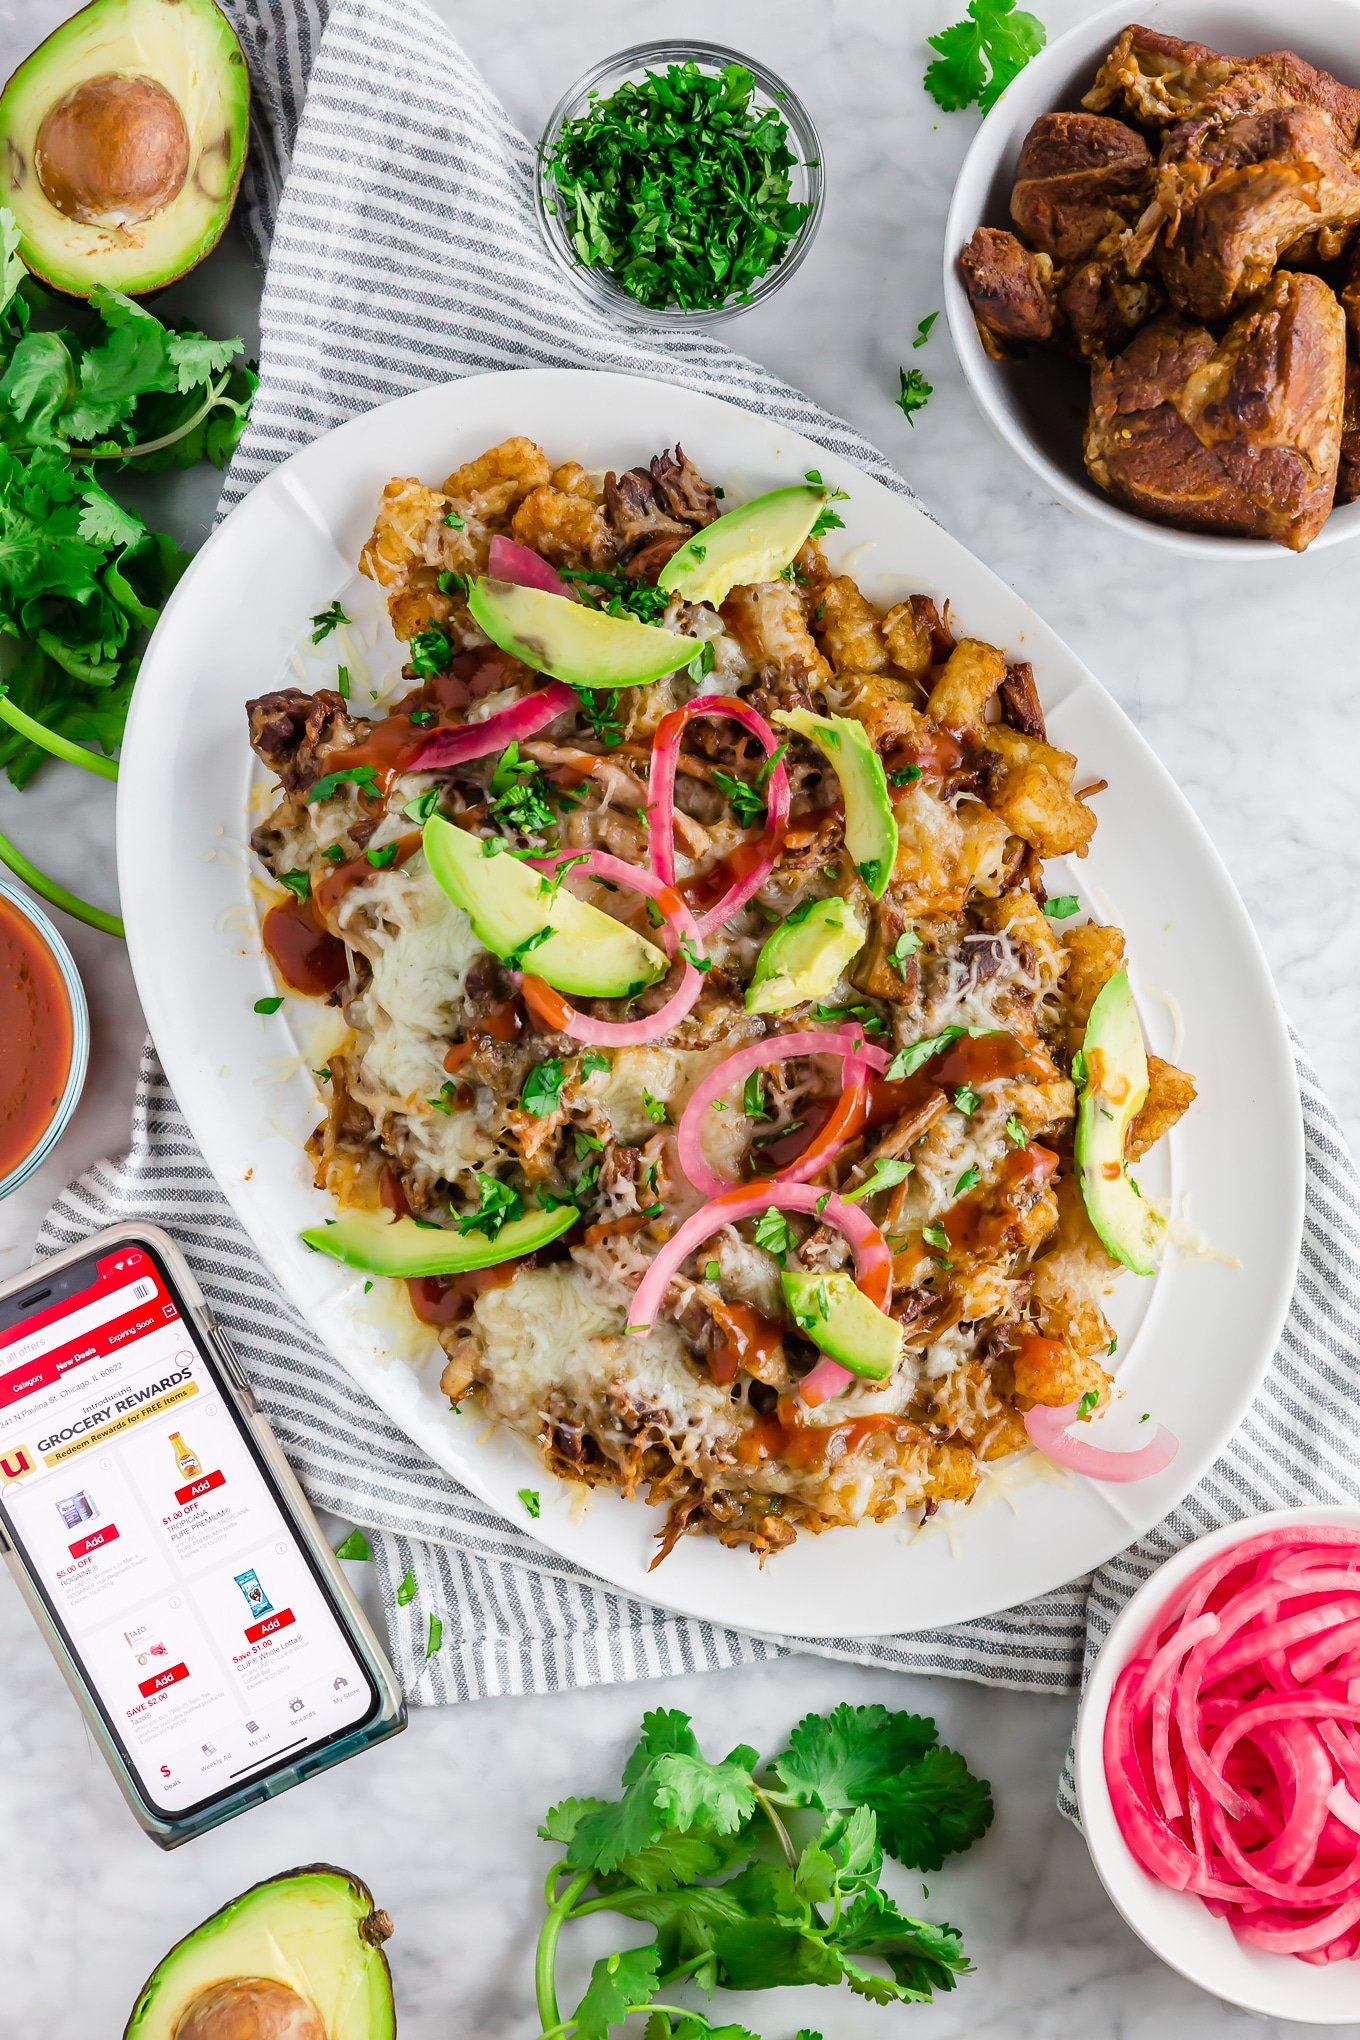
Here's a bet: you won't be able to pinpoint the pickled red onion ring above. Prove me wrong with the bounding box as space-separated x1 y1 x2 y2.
1024 1399 1179 1483
675 1029 887 1198
1103 1525 1360 1963
487 535 569 597
625 1178 891 1385
518 849 706 1048
648 695 790 938
405 681 575 772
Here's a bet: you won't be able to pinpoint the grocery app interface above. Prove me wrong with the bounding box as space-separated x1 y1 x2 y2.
0 1250 375 1812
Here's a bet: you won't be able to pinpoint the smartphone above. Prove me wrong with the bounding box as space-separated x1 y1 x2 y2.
0 1222 405 1846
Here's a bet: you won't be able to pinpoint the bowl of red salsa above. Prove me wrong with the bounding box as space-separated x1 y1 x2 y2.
0 878 89 1198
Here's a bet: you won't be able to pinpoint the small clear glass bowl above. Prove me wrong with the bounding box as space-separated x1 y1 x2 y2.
534 41 825 329
0 877 90 1200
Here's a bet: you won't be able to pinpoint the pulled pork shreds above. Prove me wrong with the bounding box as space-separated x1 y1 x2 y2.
245 435 1196 1563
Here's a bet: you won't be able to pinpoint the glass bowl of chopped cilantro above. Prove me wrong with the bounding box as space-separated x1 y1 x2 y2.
535 43 824 325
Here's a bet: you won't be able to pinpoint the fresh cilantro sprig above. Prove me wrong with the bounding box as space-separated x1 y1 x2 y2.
533 1703 986 2035
543 63 814 314
895 367 933 424
923 0 1047 113
0 236 254 804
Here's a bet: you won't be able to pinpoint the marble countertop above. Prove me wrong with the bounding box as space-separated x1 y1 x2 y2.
1 0 1357 2031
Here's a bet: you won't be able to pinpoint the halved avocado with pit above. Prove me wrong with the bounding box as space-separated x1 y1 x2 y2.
467 577 698 690
658 485 828 607
303 1204 579 1277
0 0 250 297
423 814 667 1000
123 1865 394 2040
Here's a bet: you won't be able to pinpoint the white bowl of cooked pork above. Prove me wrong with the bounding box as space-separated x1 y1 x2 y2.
943 0 1360 554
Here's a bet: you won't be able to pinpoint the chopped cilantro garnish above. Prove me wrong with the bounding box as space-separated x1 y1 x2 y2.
922 1222 950 1253
409 625 453 678
845 1157 913 1203
954 1164 980 1195
573 685 624 749
1109 1335 1119 1357
306 763 380 804
813 1001 889 1039
278 868 310 902
366 842 398 868
679 934 711 972
753 1206 798 1261
322 844 345 861
924 0 1047 113
580 1049 611 1078
913 311 940 347
427 1080 458 1115
396 1567 417 1606
336 664 350 698
436 569 467 599
253 995 283 1015
521 1060 566 1117
518 1488 542 1519
425 1613 443 1660
712 766 767 826
886 1024 991 1082
1004 1114 1028 1148
409 707 434 726
889 763 924 786
742 1070 770 1121
1077 1389 1101 1420
334 1528 371 1561
541 60 813 313
896 367 933 423
687 640 716 683
703 1259 721 1282
442 508 465 529
642 1090 669 1125
310 599 349 643
457 1174 523 1240
1043 894 1081 919
890 929 922 977
953 1084 980 1116
402 786 441 824
506 926 553 970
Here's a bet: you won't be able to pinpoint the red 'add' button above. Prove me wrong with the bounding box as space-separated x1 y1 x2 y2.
173 1468 225 1505
138 1661 189 1697
244 1607 295 1645
68 1524 119 1559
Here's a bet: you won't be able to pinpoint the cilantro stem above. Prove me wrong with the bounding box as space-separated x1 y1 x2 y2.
535 1868 592 2032
0 690 119 780
74 369 233 461
0 824 124 937
755 1783 798 1868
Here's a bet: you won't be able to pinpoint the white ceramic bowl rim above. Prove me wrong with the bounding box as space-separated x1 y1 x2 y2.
1075 1506 1360 2022
942 0 1360 559
0 875 90 1199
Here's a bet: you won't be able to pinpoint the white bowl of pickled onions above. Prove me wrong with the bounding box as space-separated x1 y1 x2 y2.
1075 1509 1360 2020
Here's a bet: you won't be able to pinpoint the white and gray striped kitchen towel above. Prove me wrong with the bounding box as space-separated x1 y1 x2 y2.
39 0 1360 1761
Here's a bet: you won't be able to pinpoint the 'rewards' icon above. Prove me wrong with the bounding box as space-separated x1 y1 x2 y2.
288 1697 304 1714
0 1444 34 1485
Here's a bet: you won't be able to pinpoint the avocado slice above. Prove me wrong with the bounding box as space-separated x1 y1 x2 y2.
747 896 866 1016
0 0 250 298
1075 969 1165 1276
782 1269 901 1383
424 816 667 999
302 1204 578 1276
773 707 898 899
123 1864 394 2040
467 578 698 690
658 485 827 607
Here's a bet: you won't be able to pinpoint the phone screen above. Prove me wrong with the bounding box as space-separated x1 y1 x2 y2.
0 1243 380 1818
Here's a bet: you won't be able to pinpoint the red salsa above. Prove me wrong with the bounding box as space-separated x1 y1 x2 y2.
0 894 74 1180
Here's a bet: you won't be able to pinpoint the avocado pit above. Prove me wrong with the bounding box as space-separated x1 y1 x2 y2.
35 71 189 227
173 1977 326 2040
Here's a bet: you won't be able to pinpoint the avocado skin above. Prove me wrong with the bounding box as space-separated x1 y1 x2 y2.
123 1865 395 2040
1075 969 1165 1275
0 0 250 298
